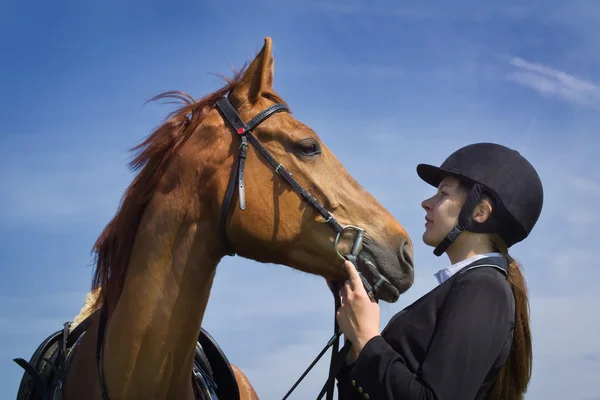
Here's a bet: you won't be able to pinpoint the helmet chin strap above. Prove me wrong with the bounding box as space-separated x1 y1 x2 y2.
433 183 487 257
433 224 464 256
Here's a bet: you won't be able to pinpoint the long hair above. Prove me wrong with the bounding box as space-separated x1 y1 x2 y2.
462 186 533 399
488 234 533 400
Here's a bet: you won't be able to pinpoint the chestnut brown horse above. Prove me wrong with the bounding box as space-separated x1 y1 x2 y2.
14 37 414 400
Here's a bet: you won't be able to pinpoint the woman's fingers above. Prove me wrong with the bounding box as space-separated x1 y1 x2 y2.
343 260 361 290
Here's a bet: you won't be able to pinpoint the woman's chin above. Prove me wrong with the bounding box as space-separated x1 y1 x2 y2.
422 231 440 248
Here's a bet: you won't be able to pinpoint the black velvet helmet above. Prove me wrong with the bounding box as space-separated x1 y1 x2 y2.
416 142 544 256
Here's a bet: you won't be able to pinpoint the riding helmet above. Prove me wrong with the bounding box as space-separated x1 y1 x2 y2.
416 142 544 255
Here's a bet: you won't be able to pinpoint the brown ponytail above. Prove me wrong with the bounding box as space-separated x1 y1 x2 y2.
488 234 533 400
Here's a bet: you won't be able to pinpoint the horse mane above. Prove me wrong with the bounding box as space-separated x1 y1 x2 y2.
89 66 251 312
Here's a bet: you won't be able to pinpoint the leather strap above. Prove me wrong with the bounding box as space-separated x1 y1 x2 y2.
238 136 248 210
13 358 49 400
433 223 464 256
220 154 241 256
326 282 342 400
214 97 345 257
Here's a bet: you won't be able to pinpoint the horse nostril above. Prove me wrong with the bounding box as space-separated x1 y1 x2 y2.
399 240 414 269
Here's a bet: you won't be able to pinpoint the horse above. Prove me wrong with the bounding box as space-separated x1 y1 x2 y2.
13 37 415 400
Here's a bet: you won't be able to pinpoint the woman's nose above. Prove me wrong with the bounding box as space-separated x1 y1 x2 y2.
421 197 431 211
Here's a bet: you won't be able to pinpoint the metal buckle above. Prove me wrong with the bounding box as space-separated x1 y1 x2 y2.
275 164 285 175
334 225 365 260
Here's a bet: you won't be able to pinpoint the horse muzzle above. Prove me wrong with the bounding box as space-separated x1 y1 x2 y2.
355 235 414 303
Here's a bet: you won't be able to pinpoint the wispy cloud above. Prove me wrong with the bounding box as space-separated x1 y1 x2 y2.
507 57 600 109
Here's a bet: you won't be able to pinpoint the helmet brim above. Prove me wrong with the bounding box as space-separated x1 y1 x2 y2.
416 163 476 188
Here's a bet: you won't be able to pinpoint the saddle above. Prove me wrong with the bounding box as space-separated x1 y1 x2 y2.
13 310 240 400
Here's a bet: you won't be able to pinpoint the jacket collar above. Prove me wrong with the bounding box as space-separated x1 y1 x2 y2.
434 252 507 285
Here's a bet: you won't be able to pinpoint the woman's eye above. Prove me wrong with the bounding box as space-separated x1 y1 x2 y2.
296 139 322 156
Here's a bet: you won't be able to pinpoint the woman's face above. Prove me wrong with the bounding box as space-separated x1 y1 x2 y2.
421 176 468 247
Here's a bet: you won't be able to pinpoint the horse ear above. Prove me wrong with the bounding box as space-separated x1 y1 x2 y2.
235 37 275 104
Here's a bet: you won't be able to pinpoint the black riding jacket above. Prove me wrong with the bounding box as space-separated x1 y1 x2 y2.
336 256 515 400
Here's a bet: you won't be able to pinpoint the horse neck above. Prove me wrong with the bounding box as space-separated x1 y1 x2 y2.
101 196 222 399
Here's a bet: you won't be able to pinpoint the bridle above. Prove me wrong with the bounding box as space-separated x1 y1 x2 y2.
215 97 365 261
214 97 385 399
94 97 385 400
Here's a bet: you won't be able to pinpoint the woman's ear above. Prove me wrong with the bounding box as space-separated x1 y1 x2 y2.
472 197 493 223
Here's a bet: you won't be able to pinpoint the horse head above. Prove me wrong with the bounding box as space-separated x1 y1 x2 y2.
169 37 414 302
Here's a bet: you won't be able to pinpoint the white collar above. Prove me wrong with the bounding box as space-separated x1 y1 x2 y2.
433 252 504 285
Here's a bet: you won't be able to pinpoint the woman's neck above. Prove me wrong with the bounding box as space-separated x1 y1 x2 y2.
445 231 495 265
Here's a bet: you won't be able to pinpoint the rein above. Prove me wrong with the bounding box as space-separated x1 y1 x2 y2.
94 97 381 400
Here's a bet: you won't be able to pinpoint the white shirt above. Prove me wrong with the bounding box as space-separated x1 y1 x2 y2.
433 252 504 285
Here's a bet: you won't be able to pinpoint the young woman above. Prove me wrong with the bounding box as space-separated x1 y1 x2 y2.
335 142 543 400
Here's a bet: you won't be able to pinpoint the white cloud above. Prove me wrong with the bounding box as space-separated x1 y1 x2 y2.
507 57 600 109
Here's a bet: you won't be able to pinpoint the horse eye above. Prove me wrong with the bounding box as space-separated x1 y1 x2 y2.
296 139 322 156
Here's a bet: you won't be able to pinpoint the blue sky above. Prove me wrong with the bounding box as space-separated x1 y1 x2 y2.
1 0 599 398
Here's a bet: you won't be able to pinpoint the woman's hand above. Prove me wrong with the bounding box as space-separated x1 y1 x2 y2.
336 260 381 358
